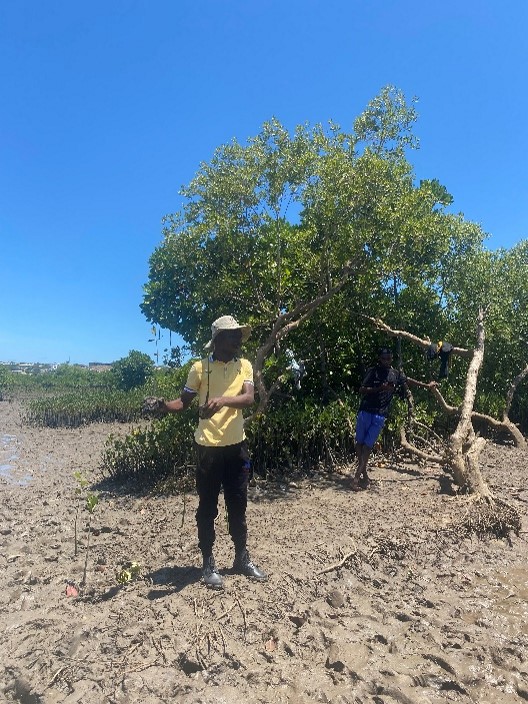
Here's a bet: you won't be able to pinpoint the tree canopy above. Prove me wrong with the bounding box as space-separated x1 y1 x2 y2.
142 85 527 428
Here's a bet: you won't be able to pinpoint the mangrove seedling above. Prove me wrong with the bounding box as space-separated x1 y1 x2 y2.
73 471 89 557
81 491 99 589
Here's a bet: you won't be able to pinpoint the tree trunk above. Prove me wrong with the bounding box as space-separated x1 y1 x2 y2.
445 310 490 495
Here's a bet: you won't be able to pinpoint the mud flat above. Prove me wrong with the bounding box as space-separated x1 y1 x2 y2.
1 398 527 703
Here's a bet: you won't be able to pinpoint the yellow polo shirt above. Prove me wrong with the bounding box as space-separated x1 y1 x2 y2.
184 356 253 447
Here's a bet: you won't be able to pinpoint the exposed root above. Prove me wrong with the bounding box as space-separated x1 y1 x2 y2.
316 537 409 576
316 547 360 576
456 494 521 539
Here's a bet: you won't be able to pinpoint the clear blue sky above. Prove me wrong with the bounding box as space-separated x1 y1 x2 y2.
1 1 527 364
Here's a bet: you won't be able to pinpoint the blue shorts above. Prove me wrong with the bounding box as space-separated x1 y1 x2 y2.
355 410 386 448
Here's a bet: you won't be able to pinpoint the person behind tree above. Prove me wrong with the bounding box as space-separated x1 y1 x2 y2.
351 346 410 491
161 315 267 589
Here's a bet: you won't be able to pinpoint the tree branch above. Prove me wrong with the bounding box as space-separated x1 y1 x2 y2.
406 375 526 449
249 263 354 419
406 376 459 415
504 362 528 417
360 315 472 357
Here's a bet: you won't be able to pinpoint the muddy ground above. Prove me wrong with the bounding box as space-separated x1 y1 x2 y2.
1 398 528 704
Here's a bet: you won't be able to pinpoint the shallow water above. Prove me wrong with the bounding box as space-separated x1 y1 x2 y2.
0 432 30 484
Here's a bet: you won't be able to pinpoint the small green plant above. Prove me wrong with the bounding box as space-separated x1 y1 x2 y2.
73 471 99 590
116 561 141 585
73 471 89 557
81 491 99 589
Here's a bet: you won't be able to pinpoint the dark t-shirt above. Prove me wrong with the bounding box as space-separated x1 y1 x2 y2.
359 365 407 417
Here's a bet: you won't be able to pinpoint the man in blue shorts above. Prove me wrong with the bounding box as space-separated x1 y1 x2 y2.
351 347 409 491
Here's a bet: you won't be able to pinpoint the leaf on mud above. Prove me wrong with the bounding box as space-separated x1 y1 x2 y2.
65 582 79 597
265 638 278 652
116 561 141 584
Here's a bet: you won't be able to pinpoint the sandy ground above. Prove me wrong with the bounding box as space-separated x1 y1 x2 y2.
1 398 528 704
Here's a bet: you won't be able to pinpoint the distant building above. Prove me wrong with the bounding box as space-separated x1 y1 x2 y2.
88 362 113 372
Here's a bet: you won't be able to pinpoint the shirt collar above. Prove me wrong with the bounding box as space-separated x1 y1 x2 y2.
209 354 238 363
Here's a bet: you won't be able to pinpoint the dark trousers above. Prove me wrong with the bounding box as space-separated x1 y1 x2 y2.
195 441 250 558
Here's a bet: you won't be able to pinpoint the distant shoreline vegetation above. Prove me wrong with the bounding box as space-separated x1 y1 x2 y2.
0 352 184 427
0 361 113 375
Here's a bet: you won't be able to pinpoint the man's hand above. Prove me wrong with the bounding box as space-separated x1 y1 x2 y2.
141 397 167 417
199 396 225 419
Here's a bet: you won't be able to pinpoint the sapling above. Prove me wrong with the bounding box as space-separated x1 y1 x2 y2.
81 492 99 589
73 471 89 557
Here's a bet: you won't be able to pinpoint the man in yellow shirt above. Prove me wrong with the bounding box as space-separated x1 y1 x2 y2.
161 315 267 589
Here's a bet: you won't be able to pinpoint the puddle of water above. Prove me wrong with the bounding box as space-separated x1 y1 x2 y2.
0 433 30 485
0 463 14 476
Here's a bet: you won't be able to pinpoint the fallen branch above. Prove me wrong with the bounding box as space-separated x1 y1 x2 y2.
316 547 359 576
235 594 248 642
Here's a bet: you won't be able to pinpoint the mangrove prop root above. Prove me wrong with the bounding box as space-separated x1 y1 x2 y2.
457 495 521 539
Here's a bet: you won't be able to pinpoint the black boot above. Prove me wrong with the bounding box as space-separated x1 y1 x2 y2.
202 555 224 590
233 549 268 582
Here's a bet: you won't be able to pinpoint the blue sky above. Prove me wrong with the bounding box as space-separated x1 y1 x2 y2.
1 1 527 364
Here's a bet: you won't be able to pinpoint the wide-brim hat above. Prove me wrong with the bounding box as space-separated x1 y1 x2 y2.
204 315 251 350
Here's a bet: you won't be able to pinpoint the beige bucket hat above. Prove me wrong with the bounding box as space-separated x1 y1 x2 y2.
204 315 251 350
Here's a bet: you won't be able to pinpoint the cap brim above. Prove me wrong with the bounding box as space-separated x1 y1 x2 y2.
204 325 251 350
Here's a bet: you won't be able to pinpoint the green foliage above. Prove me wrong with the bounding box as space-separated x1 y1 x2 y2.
101 397 360 486
72 470 99 585
18 364 192 429
74 471 89 491
142 87 441 355
247 398 358 477
0 364 116 396
23 389 144 427
136 84 528 474
101 412 196 486
85 493 99 513
112 350 155 391
142 86 521 418
101 390 457 489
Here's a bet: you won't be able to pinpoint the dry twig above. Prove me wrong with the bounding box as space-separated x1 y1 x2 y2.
316 547 359 576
